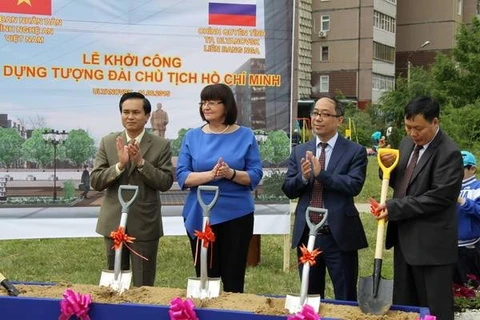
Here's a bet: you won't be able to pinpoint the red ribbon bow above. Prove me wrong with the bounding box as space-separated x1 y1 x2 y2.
110 227 148 261
193 222 216 267
58 289 92 320
287 304 320 320
369 198 381 217
169 297 198 320
194 222 215 248
299 244 322 266
110 227 135 250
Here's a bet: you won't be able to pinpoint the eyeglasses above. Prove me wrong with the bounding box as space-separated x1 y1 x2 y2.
310 111 341 119
199 100 223 107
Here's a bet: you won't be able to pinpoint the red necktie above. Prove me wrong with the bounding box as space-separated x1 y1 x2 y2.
396 145 422 198
310 142 328 208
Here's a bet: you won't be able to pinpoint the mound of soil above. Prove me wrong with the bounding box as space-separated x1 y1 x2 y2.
0 283 421 320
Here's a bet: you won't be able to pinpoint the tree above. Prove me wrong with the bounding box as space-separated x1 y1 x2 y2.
170 128 191 156
258 130 290 199
441 102 480 154
21 129 53 168
259 130 290 166
17 114 47 129
64 129 96 166
431 16 480 107
0 128 24 168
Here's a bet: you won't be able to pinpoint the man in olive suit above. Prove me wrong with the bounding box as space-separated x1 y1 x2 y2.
91 92 174 287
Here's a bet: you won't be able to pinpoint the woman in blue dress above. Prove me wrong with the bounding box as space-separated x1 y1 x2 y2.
176 83 263 293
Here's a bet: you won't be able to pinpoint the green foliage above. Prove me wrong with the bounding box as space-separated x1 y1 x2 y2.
258 130 290 166
453 275 480 312
257 130 290 200
21 129 53 167
441 102 480 154
453 297 480 313
341 107 378 147
64 129 96 166
62 180 76 200
377 68 433 146
261 170 288 200
0 128 24 167
170 128 190 156
429 16 480 108
377 16 480 151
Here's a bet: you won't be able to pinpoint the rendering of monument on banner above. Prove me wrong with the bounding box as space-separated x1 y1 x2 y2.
150 103 169 138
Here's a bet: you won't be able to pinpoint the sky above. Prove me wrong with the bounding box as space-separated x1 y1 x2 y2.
0 0 269 143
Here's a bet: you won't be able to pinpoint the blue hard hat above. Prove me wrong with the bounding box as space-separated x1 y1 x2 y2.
461 151 477 167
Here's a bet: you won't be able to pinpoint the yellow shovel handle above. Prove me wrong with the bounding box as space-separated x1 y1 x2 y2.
375 148 399 260
377 148 399 181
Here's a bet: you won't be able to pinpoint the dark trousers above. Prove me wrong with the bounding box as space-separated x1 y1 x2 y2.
188 212 253 293
453 242 480 285
297 226 359 301
104 237 159 287
394 242 454 320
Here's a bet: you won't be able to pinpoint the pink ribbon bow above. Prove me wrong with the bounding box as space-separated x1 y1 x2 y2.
169 297 198 320
416 316 436 320
287 304 320 320
58 289 92 320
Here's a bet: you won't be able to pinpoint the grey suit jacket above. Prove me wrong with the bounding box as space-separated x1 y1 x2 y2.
385 129 463 265
91 131 174 241
282 135 368 251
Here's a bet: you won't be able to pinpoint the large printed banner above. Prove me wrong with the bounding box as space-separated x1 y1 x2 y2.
0 0 294 141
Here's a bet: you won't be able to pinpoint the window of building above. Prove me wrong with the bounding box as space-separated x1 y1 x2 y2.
321 46 329 61
458 0 463 15
373 42 395 63
372 73 395 91
321 15 330 31
477 0 480 14
319 75 329 92
373 11 395 33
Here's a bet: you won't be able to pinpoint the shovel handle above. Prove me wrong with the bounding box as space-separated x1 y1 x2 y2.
374 149 399 260
377 148 399 181
305 207 328 237
197 185 219 218
118 185 139 214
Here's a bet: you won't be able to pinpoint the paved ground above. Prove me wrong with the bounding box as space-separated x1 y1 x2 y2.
5 187 188 206
3 179 370 213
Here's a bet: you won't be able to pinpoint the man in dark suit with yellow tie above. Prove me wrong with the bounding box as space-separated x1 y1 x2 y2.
91 92 174 287
282 97 368 301
376 96 463 320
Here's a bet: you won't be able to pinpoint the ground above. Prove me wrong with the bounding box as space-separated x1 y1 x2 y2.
0 284 421 319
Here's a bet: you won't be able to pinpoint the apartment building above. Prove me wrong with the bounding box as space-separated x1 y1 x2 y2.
395 0 480 78
0 114 27 139
309 0 397 108
297 0 479 115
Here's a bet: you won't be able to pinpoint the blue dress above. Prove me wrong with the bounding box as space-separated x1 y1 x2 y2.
176 125 263 237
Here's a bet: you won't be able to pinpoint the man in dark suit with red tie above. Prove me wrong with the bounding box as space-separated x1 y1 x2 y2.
282 97 368 301
376 96 463 320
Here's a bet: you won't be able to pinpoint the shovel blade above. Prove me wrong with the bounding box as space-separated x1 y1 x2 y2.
99 270 132 294
186 277 221 299
284 294 320 314
358 276 393 315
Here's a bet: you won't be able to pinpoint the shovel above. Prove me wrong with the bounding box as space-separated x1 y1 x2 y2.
99 185 139 293
0 272 20 296
285 206 328 314
186 185 221 299
358 148 399 315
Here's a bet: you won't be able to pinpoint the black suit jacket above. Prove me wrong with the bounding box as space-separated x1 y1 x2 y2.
282 135 368 251
385 129 463 265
